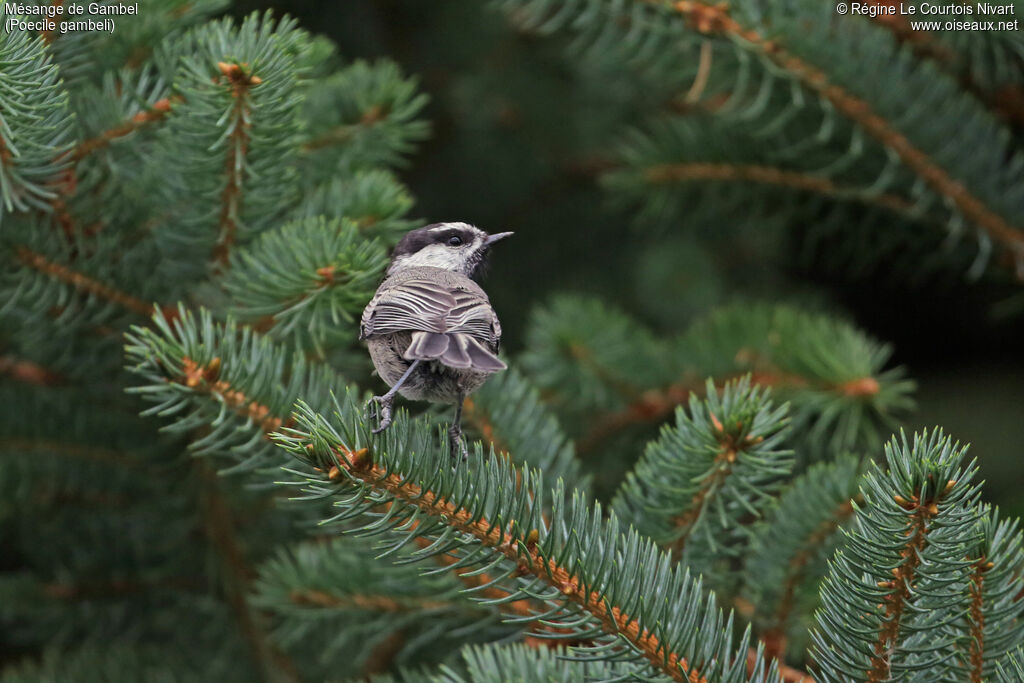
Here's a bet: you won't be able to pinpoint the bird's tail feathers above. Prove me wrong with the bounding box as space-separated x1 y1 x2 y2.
404 332 506 372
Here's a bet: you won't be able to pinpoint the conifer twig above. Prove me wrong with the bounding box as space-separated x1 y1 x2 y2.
73 97 179 161
669 1 1024 276
0 354 64 386
862 11 1024 128
643 162 918 216
761 497 860 661
196 461 297 683
213 62 258 266
967 555 989 683
322 444 707 683
867 488 942 681
578 370 878 455
168 356 544 636
15 247 155 317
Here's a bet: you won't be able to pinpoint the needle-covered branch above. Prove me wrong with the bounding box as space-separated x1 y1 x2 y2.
742 456 864 662
0 8 74 221
524 297 914 457
612 377 792 577
222 217 388 355
274 395 784 683
811 430 985 681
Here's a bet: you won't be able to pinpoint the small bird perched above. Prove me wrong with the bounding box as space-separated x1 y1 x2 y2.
360 222 513 459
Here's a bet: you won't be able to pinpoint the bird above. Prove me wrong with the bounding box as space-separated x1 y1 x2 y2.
360 222 513 459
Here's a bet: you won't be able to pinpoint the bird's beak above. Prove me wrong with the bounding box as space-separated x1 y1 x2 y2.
484 231 514 245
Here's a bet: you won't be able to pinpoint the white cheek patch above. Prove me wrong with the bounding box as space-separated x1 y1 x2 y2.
388 244 464 274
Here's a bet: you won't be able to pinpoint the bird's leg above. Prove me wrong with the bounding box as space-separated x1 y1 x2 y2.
369 360 421 434
448 392 468 461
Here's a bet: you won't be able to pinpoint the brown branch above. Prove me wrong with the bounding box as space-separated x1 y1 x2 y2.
179 356 290 433
213 62 259 266
644 162 918 216
302 105 388 152
668 433 738 558
862 5 1024 128
172 359 546 642
761 497 860 662
73 97 178 161
15 246 154 317
671 1 1024 277
867 487 946 681
577 368 878 456
0 355 64 386
197 461 297 682
325 447 706 683
289 589 452 612
967 555 993 683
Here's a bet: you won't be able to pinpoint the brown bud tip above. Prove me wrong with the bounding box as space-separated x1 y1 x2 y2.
217 61 236 77
152 97 172 112
249 75 263 85
709 411 724 433
893 495 912 509
926 502 939 515
315 265 335 283
327 465 341 480
205 357 221 381
944 479 956 494
838 376 881 397
526 529 539 546
305 444 315 452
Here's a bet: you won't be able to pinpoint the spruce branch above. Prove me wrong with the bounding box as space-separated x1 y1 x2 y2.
196 460 298 683
72 96 178 162
251 537 520 677
996 647 1024 683
526 298 913 457
811 429 984 682
463 368 585 491
742 456 865 663
155 12 303 274
641 162 917 217
289 170 419 245
664 1 1024 276
222 216 388 354
0 8 74 221
276 396 783 683
299 60 430 170
124 310 570 638
14 246 155 317
863 6 1024 128
0 353 64 386
612 376 792 563
959 506 1024 681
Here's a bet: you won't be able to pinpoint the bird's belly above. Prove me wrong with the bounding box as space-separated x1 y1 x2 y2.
368 333 490 403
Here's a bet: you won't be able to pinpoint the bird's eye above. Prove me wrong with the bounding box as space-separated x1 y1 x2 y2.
447 236 463 246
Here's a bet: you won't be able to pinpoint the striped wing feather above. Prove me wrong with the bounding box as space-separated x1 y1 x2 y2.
361 278 505 372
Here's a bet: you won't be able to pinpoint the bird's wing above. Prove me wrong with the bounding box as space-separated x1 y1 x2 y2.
361 278 498 344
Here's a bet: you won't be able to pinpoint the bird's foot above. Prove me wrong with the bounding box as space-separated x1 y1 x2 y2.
448 424 468 461
368 394 394 434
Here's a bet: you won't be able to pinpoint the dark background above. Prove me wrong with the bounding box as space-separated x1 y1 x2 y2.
235 0 1024 515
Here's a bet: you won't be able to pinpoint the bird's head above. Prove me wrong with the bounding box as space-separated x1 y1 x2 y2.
387 222 514 280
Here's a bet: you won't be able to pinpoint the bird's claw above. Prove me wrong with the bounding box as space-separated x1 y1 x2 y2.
368 394 393 434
